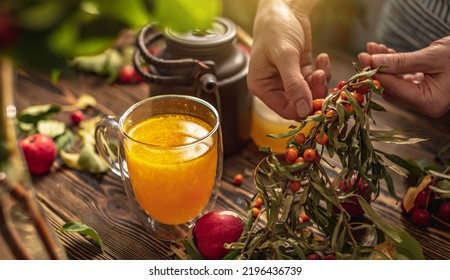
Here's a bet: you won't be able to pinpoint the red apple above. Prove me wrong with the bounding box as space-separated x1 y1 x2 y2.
20 133 57 175
193 210 244 260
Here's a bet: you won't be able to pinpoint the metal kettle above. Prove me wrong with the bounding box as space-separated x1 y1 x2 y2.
133 17 252 156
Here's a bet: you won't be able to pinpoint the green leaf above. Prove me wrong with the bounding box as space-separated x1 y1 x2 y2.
370 136 427 144
54 129 75 152
378 151 423 178
17 104 61 124
357 197 401 243
59 221 103 252
153 0 221 33
358 197 425 259
78 144 109 174
369 101 386 111
37 120 66 138
391 229 425 260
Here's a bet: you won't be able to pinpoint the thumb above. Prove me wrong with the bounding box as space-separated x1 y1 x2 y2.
372 48 436 74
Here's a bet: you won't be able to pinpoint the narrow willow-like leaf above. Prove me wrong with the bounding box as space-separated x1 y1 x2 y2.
369 101 386 111
370 136 427 144
357 198 401 243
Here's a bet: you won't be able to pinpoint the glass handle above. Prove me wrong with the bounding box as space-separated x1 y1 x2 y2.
95 115 121 176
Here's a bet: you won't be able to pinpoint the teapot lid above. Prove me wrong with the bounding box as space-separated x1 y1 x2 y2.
164 17 236 47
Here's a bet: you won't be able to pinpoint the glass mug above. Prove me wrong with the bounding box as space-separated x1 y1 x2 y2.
95 95 223 240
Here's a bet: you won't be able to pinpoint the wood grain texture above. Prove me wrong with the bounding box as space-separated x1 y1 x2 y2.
12 56 450 260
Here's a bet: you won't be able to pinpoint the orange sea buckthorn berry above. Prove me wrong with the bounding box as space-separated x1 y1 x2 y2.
303 148 317 162
252 207 260 218
294 132 306 145
295 156 305 164
352 92 365 105
315 133 329 146
300 212 310 223
343 103 353 113
233 173 243 185
254 197 264 208
373 79 381 88
314 110 323 116
312 98 324 112
339 91 348 101
356 77 369 94
337 80 346 90
288 181 302 192
325 109 337 123
285 147 299 163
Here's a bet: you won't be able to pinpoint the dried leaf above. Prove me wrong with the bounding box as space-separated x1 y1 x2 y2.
402 175 432 213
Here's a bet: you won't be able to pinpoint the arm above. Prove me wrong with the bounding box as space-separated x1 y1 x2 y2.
247 0 331 120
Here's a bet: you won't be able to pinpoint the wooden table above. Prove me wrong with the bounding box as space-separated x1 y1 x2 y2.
11 49 450 260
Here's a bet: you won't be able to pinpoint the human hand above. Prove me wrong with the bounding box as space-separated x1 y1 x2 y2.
358 37 450 118
247 0 331 120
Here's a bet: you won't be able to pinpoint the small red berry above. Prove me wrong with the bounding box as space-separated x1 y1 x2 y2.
315 133 329 146
303 148 316 162
288 181 301 192
439 201 450 222
254 197 264 208
323 255 337 260
233 173 243 185
285 147 299 163
300 212 310 223
312 99 324 112
306 253 322 260
294 132 306 145
337 80 346 90
119 65 143 84
252 207 260 218
414 189 430 208
352 92 365 105
373 79 381 88
295 156 305 164
411 209 431 228
71 110 85 125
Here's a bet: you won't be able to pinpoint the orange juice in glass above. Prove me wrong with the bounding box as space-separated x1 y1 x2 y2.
95 95 223 240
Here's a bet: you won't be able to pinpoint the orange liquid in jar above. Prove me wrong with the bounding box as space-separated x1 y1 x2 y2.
124 114 218 225
251 97 316 153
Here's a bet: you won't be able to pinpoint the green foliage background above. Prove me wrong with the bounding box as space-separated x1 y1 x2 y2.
0 0 221 70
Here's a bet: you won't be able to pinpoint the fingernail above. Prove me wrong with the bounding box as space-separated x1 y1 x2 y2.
296 98 310 118
372 54 388 66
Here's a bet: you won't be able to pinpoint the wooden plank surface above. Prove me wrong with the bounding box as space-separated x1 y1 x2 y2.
11 51 450 260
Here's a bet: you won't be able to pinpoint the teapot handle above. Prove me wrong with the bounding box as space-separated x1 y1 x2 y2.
133 24 217 94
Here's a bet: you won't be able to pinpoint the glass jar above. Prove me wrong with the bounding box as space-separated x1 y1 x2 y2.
0 58 66 259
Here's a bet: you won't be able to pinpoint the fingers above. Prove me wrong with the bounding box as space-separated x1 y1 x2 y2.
310 57 329 99
366 42 395 54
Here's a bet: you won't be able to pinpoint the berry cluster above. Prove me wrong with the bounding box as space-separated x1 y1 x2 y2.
402 175 450 228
